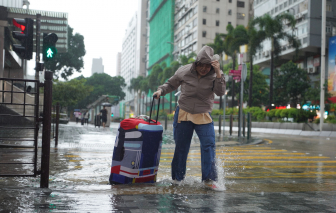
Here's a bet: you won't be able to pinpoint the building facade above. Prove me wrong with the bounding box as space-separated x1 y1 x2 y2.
253 0 336 102
91 57 104 75
116 52 121 76
172 0 251 60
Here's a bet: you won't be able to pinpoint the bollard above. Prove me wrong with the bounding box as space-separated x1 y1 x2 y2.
218 115 222 135
247 112 251 140
55 102 60 147
243 113 246 137
165 115 167 131
230 114 233 136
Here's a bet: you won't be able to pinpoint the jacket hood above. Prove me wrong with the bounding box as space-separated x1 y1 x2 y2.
195 45 218 64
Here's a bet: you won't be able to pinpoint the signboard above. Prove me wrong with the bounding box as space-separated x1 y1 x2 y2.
233 76 241 80
238 65 242 70
328 36 336 99
229 70 241 76
313 56 320 67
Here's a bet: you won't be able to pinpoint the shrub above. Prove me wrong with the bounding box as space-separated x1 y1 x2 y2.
274 109 283 118
254 110 266 121
267 109 276 119
280 109 289 118
211 109 223 116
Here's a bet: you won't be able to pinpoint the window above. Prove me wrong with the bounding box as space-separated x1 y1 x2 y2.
280 4 283 10
229 0 232 3
217 0 220 1
275 7 278 13
203 6 207 12
203 19 206 25
284 2 287 8
237 1 245 8
289 0 292 5
202 31 206 37
271 9 274 15
327 3 332 12
237 13 245 19
228 9 232 15
228 21 231 25
193 18 198 27
194 5 198 14
216 20 220 26
216 8 220 13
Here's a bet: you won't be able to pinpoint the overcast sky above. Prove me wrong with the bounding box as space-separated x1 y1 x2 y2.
27 0 138 79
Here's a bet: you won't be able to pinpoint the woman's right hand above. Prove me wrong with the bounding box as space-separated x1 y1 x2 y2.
153 90 162 99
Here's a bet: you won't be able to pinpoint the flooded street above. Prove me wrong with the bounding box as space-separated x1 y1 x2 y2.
0 122 335 212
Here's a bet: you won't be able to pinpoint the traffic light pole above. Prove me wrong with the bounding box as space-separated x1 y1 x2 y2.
35 14 41 80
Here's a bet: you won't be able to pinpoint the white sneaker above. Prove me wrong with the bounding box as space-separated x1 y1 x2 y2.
172 179 181 185
204 180 225 191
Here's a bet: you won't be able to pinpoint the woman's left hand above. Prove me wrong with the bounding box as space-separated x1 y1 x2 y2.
211 61 221 78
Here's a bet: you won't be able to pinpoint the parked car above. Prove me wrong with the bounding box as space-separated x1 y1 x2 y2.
52 113 70 124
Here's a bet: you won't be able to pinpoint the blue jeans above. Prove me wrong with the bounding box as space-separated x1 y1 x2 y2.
171 106 218 181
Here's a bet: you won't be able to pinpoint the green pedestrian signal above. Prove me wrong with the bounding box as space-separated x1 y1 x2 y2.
43 33 58 61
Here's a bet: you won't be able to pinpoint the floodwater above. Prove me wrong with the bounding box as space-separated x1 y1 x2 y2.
0 122 335 212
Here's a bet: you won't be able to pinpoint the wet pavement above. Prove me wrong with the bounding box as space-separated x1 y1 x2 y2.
0 122 336 212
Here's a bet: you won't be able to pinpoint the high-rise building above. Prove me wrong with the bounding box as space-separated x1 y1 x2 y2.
172 0 251 60
91 58 104 75
253 0 336 94
116 52 121 76
119 0 149 118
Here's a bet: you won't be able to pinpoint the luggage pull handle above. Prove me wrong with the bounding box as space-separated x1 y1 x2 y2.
149 95 160 124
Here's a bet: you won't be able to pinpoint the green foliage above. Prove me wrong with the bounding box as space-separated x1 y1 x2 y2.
45 26 86 80
52 78 92 108
326 115 336 124
267 109 276 118
211 109 223 116
274 61 310 106
75 73 126 109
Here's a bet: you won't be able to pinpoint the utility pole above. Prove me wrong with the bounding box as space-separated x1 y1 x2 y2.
320 0 326 131
35 14 41 80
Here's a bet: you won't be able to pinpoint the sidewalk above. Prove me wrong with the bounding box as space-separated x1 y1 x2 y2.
213 126 336 138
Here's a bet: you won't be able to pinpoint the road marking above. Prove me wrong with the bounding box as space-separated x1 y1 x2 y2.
160 156 329 160
264 139 273 144
161 152 306 156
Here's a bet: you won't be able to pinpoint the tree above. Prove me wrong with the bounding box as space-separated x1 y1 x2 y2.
208 34 227 109
128 76 145 115
243 64 269 107
223 24 249 107
252 13 301 109
52 78 93 111
45 26 86 80
274 61 310 107
76 73 126 109
246 21 266 107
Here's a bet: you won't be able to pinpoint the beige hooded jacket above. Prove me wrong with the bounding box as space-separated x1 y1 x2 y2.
158 46 226 114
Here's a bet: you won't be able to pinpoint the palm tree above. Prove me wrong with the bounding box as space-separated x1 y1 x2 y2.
251 13 300 109
246 22 266 107
223 24 249 107
128 76 144 116
208 34 226 109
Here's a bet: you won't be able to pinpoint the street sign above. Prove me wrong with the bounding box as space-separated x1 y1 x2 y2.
233 76 241 80
238 65 242 70
229 70 241 76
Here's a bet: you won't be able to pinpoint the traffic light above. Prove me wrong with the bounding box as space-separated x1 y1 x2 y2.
12 18 34 60
43 33 58 61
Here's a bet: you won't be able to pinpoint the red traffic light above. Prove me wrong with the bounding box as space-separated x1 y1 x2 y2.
13 18 26 31
11 18 34 60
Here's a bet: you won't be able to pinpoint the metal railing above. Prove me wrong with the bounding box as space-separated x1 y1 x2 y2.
0 77 40 177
